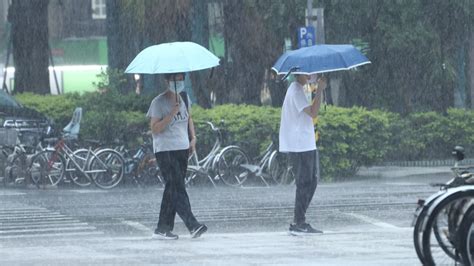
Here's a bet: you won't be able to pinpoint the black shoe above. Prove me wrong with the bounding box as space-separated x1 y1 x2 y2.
289 223 323 235
190 224 207 238
152 230 179 240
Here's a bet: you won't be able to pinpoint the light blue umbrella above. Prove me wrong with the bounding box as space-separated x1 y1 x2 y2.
125 42 220 74
272 44 370 75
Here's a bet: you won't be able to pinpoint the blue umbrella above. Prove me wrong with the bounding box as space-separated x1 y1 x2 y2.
272 44 370 75
125 42 220 74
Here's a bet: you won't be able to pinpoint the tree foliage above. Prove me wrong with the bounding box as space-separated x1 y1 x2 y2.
323 0 474 113
105 0 474 113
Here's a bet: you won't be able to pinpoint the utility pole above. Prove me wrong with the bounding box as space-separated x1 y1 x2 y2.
306 0 324 44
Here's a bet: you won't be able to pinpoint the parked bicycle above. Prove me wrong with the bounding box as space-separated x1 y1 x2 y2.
214 133 295 187
457 203 474 265
29 107 125 189
3 129 47 186
120 133 164 187
185 121 223 187
412 145 474 265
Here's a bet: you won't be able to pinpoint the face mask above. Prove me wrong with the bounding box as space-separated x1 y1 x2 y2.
168 81 185 93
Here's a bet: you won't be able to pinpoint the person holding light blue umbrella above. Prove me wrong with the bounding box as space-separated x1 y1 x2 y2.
126 42 219 240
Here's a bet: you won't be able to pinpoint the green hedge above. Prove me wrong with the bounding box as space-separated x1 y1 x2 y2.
14 92 474 180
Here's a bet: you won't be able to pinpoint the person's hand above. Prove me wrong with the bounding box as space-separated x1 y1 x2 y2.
316 77 328 91
170 103 180 117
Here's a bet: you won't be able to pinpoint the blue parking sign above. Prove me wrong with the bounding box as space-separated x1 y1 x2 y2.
297 26 316 48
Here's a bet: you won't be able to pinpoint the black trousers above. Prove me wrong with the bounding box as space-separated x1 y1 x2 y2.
155 149 199 232
289 149 319 225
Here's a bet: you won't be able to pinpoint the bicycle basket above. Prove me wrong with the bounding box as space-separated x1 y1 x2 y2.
0 128 18 146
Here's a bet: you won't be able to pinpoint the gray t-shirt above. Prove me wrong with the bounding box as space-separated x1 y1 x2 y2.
146 92 191 153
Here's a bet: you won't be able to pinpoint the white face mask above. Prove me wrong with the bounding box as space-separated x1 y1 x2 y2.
168 80 185 93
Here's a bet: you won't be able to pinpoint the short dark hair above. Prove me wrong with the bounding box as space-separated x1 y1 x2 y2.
164 73 185 81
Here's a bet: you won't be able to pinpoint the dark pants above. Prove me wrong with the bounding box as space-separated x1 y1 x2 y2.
155 149 199 232
289 149 319 225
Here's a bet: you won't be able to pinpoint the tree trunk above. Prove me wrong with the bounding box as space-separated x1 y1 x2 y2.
9 0 50 94
219 1 263 105
190 0 213 108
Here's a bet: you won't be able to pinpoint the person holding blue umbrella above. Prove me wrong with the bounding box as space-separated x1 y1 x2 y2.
273 44 369 235
279 73 327 235
147 72 206 240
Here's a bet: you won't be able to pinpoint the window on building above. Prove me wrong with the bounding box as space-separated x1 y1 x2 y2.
91 0 106 19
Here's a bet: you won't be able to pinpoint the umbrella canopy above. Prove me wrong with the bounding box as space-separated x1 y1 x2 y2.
125 42 220 74
272 44 370 75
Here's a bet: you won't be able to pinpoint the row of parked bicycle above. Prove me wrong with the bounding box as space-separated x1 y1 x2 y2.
0 108 294 190
412 146 474 265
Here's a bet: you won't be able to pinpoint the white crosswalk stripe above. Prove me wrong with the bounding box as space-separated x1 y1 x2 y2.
0 204 103 239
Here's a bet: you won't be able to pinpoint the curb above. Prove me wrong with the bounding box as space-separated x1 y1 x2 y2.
381 158 474 167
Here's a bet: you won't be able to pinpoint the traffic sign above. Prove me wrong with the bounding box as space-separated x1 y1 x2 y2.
297 26 316 48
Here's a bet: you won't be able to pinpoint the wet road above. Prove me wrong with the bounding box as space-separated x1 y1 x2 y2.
0 168 450 265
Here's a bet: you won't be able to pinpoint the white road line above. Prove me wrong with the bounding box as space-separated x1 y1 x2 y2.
1 222 89 230
344 212 401 229
121 220 151 233
69 190 107 194
0 191 25 196
0 214 67 220
0 226 98 234
0 231 104 239
0 217 80 224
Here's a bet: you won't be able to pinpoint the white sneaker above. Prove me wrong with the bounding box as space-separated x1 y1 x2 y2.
152 231 179 240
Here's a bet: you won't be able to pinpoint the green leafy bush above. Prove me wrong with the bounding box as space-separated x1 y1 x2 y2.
318 106 393 178
17 91 474 180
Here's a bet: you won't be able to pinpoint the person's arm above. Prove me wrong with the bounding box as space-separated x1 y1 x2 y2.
303 77 327 118
303 89 323 118
188 112 197 153
150 103 179 134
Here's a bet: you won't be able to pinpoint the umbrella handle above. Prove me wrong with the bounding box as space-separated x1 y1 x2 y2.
209 67 214 79
280 66 300 81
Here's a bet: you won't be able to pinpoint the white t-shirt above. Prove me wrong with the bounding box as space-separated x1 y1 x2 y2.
279 82 317 152
146 92 191 153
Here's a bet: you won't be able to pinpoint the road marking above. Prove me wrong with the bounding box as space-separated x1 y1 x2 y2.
344 212 401 229
384 182 426 186
69 189 107 194
121 220 151 233
1 222 89 230
0 231 104 239
0 226 98 234
0 205 103 238
0 191 25 196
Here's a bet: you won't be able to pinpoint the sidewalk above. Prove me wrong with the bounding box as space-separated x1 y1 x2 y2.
356 165 452 179
0 229 418 266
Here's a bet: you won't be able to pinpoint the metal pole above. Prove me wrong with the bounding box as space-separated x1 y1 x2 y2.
48 43 61 94
2 35 11 92
315 8 325 44
306 0 313 27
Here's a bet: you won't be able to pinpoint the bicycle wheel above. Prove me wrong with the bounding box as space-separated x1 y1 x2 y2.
89 149 124 189
413 193 446 265
421 190 474 265
458 205 474 266
6 153 29 185
185 167 198 187
413 205 432 265
30 150 65 188
268 151 293 185
66 149 92 187
216 146 250 187
134 154 164 187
